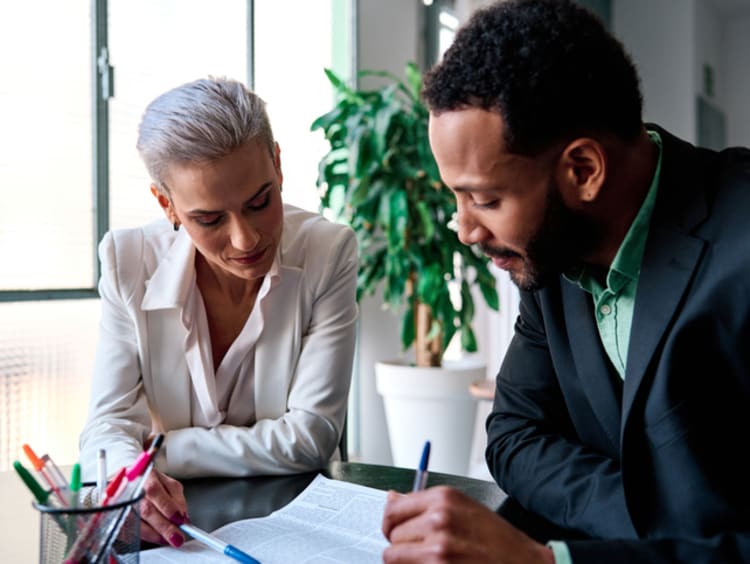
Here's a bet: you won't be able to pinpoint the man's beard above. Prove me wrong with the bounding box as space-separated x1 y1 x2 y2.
481 180 600 292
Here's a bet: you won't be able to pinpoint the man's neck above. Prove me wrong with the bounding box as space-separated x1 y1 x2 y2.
585 127 659 269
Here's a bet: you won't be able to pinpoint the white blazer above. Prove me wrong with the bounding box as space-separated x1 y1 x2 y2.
79 204 358 480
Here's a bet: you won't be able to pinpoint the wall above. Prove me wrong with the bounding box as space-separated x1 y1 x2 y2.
612 0 696 142
724 14 750 146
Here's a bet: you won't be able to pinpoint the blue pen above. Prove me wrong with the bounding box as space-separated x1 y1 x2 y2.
412 440 431 492
180 523 261 564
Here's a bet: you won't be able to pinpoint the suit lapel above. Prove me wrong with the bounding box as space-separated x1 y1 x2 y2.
562 282 622 452
621 224 704 419
621 126 710 421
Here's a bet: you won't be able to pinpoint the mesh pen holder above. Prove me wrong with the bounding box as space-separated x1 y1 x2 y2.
34 483 144 564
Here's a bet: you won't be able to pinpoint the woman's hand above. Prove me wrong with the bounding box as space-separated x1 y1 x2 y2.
137 469 190 547
382 486 554 564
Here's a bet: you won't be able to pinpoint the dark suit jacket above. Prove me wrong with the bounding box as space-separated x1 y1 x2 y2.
486 125 750 563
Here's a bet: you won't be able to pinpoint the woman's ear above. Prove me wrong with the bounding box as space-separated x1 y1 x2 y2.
274 143 284 190
150 184 178 223
555 138 606 206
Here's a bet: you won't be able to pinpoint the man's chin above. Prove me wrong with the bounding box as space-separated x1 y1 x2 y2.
508 267 556 292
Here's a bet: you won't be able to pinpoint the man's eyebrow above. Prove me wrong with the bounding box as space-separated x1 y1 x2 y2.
187 181 273 214
453 185 489 194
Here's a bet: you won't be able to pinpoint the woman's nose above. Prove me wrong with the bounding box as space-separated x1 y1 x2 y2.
230 218 261 250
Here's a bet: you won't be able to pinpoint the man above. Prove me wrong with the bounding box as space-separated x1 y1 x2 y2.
381 1 750 562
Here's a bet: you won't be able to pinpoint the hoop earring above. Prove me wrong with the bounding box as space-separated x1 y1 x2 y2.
173 222 180 232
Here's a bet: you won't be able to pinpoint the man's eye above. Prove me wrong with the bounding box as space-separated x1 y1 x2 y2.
473 199 499 209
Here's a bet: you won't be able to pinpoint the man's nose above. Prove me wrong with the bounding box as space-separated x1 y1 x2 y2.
456 209 489 246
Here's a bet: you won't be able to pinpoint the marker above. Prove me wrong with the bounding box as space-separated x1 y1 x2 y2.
96 449 107 503
412 440 431 492
23 444 68 507
179 523 262 564
69 463 82 509
128 434 164 499
13 460 49 504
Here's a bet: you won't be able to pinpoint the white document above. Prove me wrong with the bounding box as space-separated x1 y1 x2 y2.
140 474 389 563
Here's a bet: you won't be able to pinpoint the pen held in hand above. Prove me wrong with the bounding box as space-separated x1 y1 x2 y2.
179 523 262 564
412 440 431 492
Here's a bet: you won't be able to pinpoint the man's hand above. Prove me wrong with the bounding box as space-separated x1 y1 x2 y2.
382 486 555 564
137 469 190 547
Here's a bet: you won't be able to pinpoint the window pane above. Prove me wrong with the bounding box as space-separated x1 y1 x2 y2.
0 1 93 290
254 0 344 213
108 0 248 230
0 300 99 471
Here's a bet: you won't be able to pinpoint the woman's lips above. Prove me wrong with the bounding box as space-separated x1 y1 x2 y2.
232 248 266 265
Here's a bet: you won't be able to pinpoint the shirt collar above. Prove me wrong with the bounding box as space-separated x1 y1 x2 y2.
142 229 283 311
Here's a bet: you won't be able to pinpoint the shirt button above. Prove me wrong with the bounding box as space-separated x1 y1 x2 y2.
600 304 612 315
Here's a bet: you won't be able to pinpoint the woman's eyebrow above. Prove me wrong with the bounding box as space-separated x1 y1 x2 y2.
187 181 273 214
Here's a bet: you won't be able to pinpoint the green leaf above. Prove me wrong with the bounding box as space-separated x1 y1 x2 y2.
404 61 423 101
415 201 435 241
401 304 415 350
461 326 478 352
387 190 408 251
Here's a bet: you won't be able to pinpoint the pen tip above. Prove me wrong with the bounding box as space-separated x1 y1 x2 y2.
151 434 165 449
419 441 431 470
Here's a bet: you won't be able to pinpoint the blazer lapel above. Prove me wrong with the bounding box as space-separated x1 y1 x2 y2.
562 282 622 452
622 225 704 418
622 126 710 420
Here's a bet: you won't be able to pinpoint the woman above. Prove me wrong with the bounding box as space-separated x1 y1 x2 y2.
78 77 358 547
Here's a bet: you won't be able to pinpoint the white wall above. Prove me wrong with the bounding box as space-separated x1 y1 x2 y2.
612 0 696 142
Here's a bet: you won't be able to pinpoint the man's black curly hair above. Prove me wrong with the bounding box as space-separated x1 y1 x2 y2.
422 0 643 156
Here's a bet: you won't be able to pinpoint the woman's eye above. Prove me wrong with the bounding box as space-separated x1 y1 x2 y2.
196 215 222 227
247 190 271 210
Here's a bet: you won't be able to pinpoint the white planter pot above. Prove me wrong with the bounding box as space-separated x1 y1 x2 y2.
375 359 485 476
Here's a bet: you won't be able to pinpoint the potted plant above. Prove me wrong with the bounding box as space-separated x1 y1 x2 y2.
311 62 499 475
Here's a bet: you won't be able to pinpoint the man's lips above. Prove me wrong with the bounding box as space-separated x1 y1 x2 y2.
482 246 522 271
491 256 519 270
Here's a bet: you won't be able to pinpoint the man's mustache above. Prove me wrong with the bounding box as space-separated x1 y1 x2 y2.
479 244 521 260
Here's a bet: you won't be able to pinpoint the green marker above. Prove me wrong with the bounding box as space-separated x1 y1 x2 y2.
13 460 49 504
69 463 81 508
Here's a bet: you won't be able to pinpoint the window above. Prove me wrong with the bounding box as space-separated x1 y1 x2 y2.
0 0 351 470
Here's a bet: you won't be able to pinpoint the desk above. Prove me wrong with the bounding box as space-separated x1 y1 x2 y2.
1 461 505 562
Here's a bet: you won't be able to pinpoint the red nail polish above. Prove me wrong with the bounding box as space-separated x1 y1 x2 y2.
169 532 184 548
169 511 185 525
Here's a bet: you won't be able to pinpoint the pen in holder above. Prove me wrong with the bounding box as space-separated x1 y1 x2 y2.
34 482 144 564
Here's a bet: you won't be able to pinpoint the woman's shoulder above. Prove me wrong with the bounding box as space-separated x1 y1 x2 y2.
281 203 354 244
280 203 356 268
100 218 176 260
